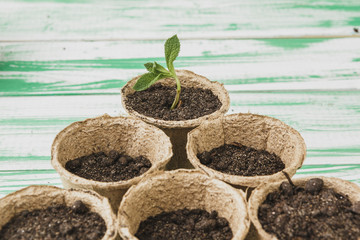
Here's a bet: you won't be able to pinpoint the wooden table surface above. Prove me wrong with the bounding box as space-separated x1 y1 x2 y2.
0 0 359 197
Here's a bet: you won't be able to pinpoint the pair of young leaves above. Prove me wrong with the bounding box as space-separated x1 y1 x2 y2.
133 35 181 109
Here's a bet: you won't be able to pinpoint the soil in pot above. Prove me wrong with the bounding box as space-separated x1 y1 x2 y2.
197 143 285 176
135 208 232 240
65 150 152 182
0 200 106 240
258 178 360 240
125 83 222 121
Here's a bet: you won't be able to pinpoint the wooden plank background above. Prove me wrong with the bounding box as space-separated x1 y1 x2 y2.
0 0 359 197
1 0 360 40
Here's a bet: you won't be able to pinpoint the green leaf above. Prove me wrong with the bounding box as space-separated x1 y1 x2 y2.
132 73 166 91
144 62 170 76
132 34 181 102
147 74 165 89
164 35 180 74
144 62 153 72
154 62 170 75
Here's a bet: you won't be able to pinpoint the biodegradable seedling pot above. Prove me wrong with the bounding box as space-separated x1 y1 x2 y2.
248 176 360 240
121 70 230 169
118 169 250 240
187 113 306 189
51 115 172 212
0 185 117 240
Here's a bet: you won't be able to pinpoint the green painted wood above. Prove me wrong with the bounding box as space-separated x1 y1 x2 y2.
1 38 359 96
0 169 61 197
0 0 360 41
0 90 359 197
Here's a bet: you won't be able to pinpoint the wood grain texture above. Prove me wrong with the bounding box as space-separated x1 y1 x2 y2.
1 38 359 97
0 0 360 41
0 91 359 197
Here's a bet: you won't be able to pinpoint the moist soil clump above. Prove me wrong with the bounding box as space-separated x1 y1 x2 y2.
135 208 233 240
258 178 360 240
65 150 152 182
125 84 222 121
197 143 284 176
0 200 106 240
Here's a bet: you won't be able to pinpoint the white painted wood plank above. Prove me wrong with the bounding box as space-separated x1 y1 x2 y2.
0 91 359 197
0 93 359 166
1 38 360 96
2 38 359 62
1 0 360 41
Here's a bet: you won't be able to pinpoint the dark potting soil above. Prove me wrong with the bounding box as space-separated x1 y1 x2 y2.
65 150 152 182
135 208 233 240
125 84 222 121
0 200 106 240
197 143 285 176
258 178 360 240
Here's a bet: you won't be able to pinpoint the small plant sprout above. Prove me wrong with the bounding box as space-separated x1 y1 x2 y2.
132 34 181 110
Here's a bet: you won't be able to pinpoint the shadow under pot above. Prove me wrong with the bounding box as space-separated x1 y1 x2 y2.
121 69 230 170
187 113 306 191
248 176 360 240
118 169 250 240
0 185 117 240
51 115 172 212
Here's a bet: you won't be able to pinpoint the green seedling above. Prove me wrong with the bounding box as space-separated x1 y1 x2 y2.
132 35 181 110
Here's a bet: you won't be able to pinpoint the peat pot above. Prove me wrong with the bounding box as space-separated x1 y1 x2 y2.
118 169 250 240
121 70 230 169
187 113 306 189
51 115 172 212
248 176 360 240
0 185 117 240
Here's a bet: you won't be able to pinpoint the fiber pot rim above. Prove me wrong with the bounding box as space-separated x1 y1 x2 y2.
121 69 230 129
0 185 117 240
247 176 360 240
51 114 173 190
118 169 250 240
186 113 307 188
